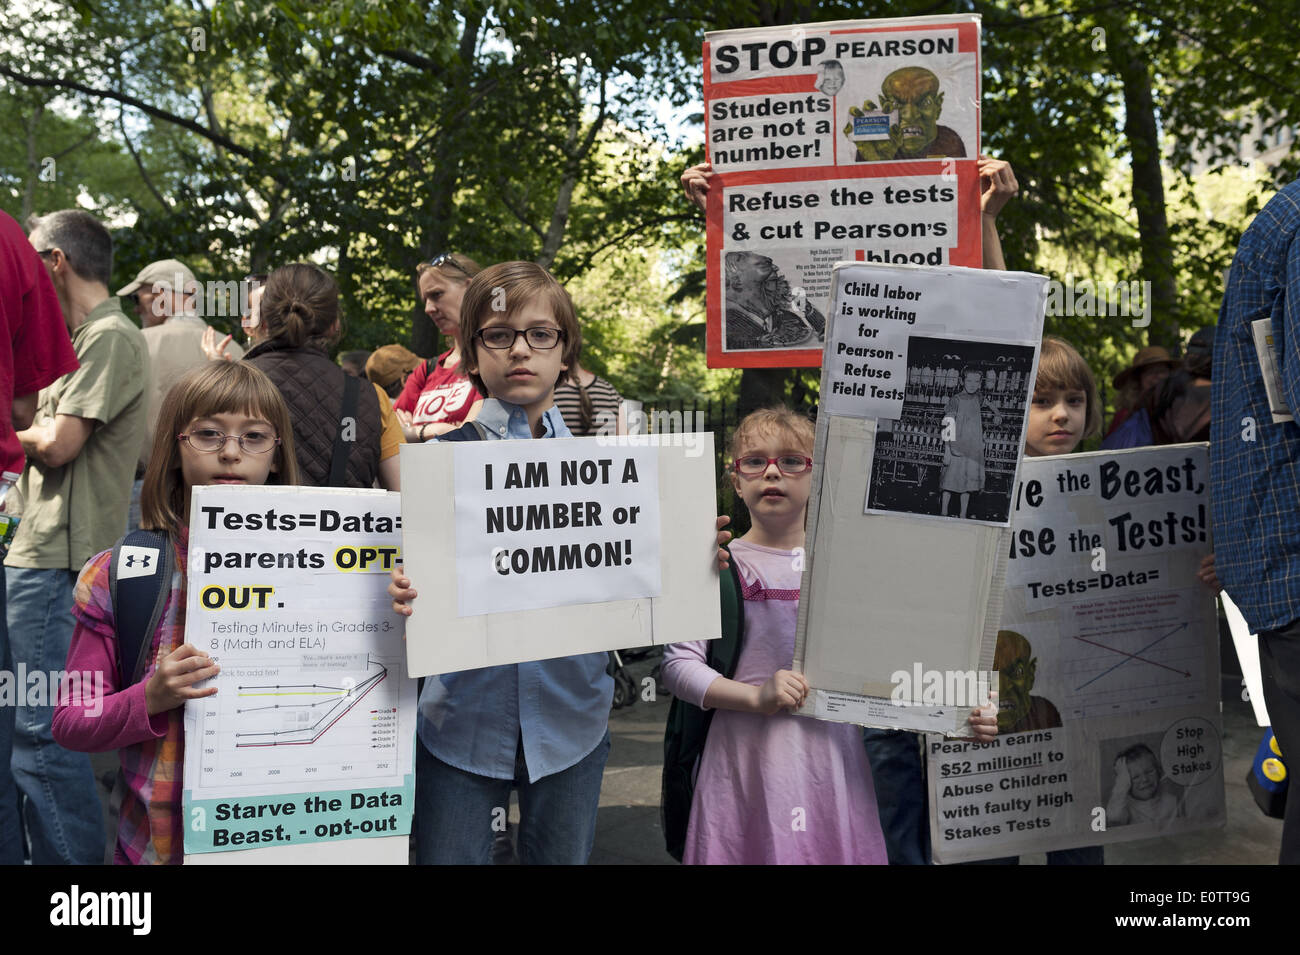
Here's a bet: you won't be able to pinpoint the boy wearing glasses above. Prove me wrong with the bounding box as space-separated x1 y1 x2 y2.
389 261 614 865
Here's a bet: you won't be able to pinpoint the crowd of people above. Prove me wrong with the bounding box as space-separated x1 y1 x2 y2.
1 162 1297 867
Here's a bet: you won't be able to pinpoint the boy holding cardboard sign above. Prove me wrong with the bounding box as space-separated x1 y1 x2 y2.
388 261 615 865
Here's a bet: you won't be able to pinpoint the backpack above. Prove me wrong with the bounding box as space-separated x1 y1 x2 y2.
660 552 745 862
108 528 175 686
436 419 489 442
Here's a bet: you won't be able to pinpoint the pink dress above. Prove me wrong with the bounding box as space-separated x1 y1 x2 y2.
662 540 888 865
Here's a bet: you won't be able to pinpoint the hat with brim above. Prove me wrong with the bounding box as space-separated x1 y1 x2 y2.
366 345 423 388
1114 345 1176 390
116 259 198 297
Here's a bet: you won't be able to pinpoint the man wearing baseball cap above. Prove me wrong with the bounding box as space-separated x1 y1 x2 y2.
116 258 199 329
118 259 245 478
1106 345 1177 436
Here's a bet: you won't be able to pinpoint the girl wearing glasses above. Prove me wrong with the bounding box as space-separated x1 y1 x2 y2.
660 406 998 863
53 362 299 864
394 253 485 442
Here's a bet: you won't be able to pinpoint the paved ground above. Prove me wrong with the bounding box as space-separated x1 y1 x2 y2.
84 654 1281 865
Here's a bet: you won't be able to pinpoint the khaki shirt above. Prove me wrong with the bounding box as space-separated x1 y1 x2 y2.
7 298 148 570
140 316 245 468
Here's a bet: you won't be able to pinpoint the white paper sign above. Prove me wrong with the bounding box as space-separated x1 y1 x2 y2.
822 263 1047 422
401 434 719 676
452 440 661 617
182 486 416 864
926 446 1225 863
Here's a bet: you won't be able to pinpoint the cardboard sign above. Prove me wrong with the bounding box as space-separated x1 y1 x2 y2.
401 434 719 676
703 14 983 368
792 262 1045 735
926 446 1225 863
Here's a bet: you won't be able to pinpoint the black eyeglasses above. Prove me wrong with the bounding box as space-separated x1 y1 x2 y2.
474 327 566 350
418 253 471 279
178 429 280 454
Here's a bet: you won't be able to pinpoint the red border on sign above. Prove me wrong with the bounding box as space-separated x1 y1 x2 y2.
702 20 982 369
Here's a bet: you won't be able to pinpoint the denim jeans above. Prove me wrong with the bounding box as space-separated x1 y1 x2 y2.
862 727 931 865
6 566 104 864
1258 621 1300 864
415 730 610 865
0 563 22 864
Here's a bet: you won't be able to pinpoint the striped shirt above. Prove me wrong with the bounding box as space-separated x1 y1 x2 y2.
553 375 622 437
1210 178 1300 632
53 528 189 864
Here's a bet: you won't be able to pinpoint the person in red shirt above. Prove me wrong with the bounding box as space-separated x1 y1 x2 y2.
394 254 485 442
0 209 80 865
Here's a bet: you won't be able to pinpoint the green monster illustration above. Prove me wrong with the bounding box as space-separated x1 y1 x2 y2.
843 66 967 162
994 629 1061 734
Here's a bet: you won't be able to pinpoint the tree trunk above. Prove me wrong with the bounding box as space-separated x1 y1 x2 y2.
22 98 43 224
413 9 485 358
1107 29 1178 345
739 367 789 417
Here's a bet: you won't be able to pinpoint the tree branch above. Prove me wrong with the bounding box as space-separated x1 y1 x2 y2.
0 63 257 161
117 107 172 213
570 211 696 275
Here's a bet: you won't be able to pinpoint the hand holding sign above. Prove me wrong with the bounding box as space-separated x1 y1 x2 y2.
146 643 219 715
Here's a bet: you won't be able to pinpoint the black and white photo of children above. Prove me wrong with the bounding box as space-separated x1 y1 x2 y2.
866 336 1034 524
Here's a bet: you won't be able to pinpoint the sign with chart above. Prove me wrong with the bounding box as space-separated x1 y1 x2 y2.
926 445 1225 862
181 486 416 860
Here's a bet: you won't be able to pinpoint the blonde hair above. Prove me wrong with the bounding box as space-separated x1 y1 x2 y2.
417 253 482 284
728 406 815 462
141 362 300 537
1034 336 1102 439
460 261 581 397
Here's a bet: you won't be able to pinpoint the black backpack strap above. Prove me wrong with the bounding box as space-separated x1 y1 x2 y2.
708 555 746 679
108 529 174 687
438 420 488 442
328 371 362 486
660 547 746 861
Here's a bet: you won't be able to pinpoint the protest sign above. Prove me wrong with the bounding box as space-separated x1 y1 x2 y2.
825 261 1047 526
926 446 1225 863
792 262 1045 735
401 434 719 676
182 486 415 863
703 14 983 368
452 440 661 617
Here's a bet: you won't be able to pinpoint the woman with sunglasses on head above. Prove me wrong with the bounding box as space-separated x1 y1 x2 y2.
393 253 485 442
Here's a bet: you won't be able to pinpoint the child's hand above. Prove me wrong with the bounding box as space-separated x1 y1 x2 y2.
755 669 809 715
715 515 732 570
968 691 998 743
145 644 219 716
1196 553 1222 595
1110 755 1131 799
389 563 418 622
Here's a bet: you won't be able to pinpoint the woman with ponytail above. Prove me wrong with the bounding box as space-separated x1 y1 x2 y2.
245 263 396 489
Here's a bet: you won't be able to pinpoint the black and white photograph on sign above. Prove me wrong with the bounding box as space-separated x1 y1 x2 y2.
1099 721 1222 831
722 249 828 352
866 336 1034 524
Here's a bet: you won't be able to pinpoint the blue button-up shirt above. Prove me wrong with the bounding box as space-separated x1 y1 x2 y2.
1211 178 1300 633
416 398 613 781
